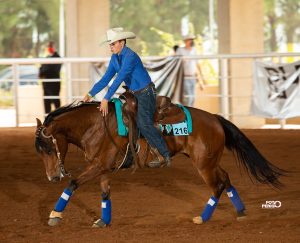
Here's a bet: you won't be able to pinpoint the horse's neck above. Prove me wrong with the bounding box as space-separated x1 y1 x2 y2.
50 110 96 148
50 104 116 150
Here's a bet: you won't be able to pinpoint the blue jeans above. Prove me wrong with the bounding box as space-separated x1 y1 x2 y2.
183 78 196 107
134 85 170 158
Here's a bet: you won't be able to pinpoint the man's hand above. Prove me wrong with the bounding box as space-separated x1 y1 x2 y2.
100 99 109 116
83 93 92 102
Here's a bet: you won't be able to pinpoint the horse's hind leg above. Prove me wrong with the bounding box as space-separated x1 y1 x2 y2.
93 175 112 228
214 167 246 220
223 169 246 219
192 163 227 224
193 164 246 224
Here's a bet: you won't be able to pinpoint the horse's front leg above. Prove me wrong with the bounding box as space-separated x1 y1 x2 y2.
92 175 111 228
48 161 108 226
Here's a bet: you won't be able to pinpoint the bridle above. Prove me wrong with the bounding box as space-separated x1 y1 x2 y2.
36 126 71 178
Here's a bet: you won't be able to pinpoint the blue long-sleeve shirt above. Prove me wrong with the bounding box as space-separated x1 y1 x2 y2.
89 46 152 100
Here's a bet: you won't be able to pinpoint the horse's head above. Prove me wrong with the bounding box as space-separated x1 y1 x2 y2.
35 118 68 182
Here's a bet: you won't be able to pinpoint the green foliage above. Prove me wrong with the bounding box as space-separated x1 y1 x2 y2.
0 0 59 58
0 90 13 107
264 0 300 51
277 0 300 44
110 0 210 55
264 0 278 51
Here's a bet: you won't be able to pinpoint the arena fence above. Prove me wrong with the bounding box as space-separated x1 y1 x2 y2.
0 53 299 128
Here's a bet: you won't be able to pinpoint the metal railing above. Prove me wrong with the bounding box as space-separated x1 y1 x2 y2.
0 52 300 127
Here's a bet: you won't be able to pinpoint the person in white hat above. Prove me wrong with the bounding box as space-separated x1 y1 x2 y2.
176 34 205 107
83 27 171 167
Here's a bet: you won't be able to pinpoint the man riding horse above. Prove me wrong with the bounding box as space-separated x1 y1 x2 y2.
35 27 285 228
83 27 171 168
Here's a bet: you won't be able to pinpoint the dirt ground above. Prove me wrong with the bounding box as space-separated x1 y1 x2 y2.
0 127 299 243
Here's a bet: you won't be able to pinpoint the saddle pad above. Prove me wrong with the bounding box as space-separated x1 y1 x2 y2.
111 98 192 137
111 98 128 136
176 104 192 133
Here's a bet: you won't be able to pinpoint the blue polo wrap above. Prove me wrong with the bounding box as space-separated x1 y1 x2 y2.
226 186 245 212
201 196 219 222
101 199 112 224
54 188 72 212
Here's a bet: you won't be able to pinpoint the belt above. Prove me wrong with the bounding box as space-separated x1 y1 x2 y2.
131 82 155 95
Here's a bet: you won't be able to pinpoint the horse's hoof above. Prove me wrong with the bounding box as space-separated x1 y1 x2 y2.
48 217 61 226
92 219 108 228
237 210 247 221
237 215 247 221
192 216 203 225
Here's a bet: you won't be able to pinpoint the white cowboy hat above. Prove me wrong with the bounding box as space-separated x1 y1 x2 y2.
182 34 196 41
100 27 136 45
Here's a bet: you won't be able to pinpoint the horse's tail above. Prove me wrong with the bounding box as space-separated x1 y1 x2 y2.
215 115 285 188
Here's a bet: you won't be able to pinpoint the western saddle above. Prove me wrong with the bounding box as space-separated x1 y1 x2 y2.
119 89 186 169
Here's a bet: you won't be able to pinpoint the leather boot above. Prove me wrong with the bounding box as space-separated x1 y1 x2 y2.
163 156 171 167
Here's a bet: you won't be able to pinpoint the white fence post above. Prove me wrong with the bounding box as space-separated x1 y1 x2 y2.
66 62 72 103
220 58 229 119
12 64 20 127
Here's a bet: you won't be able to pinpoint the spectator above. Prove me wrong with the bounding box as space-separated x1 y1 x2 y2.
176 34 205 107
39 41 61 114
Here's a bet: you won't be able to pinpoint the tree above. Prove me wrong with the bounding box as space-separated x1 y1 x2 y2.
0 0 59 58
264 0 300 52
277 0 300 52
110 0 210 55
264 0 278 51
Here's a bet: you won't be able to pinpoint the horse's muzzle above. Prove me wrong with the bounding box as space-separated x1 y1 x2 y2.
46 168 64 182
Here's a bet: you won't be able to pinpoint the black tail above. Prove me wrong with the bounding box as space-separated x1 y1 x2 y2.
216 115 285 188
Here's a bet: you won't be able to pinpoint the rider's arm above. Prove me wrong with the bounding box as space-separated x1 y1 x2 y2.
88 58 116 97
103 53 136 100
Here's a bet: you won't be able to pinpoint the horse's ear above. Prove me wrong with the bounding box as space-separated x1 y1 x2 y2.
36 118 42 127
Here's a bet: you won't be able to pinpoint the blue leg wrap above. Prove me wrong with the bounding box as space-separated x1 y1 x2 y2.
101 200 111 225
201 196 219 222
54 188 73 212
226 186 245 212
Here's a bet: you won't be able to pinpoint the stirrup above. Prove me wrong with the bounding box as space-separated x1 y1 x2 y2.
148 160 162 168
148 157 171 168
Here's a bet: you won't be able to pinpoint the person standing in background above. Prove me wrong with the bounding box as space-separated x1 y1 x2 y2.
176 34 205 107
39 41 61 114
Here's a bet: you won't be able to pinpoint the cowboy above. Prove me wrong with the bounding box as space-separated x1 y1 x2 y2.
83 27 171 167
176 34 205 107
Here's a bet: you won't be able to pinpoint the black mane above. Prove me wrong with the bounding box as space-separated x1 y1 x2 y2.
43 101 99 126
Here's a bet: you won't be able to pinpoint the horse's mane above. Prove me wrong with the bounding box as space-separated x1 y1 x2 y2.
43 101 99 126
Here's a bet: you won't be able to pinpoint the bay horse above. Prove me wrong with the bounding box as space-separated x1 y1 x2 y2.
35 98 284 227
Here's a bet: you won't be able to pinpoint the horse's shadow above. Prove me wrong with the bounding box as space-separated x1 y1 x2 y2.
112 155 206 204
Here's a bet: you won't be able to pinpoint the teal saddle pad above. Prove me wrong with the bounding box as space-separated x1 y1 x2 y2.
111 98 192 137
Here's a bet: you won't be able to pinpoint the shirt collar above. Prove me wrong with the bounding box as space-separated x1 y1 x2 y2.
119 45 128 57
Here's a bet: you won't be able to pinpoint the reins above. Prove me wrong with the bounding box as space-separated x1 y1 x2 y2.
102 114 141 173
101 107 149 172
